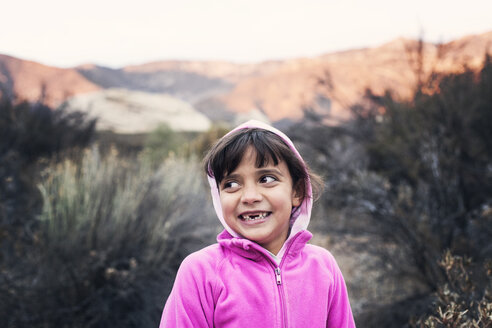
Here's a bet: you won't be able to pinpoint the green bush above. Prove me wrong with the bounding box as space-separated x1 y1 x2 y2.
187 124 229 158
141 123 230 165
141 124 187 165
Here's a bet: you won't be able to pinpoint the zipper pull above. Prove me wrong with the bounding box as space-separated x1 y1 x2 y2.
275 267 282 285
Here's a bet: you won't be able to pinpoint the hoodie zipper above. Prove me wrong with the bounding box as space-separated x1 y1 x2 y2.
274 266 287 327
271 233 302 328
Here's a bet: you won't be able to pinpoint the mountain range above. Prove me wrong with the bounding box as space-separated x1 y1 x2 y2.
1 30 491 132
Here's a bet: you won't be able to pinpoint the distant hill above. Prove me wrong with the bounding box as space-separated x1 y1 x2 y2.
0 54 100 108
1 30 491 130
76 64 233 103
220 31 492 121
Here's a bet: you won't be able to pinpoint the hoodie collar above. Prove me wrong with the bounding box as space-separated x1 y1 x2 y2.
207 120 313 260
217 229 313 263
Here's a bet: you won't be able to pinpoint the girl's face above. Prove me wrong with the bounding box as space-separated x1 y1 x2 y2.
219 147 302 255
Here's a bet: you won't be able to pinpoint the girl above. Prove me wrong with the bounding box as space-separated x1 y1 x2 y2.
160 120 355 327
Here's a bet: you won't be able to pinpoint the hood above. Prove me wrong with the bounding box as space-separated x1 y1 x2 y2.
207 120 313 258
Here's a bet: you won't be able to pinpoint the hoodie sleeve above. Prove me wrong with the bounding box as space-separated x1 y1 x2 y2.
159 252 216 328
326 255 356 328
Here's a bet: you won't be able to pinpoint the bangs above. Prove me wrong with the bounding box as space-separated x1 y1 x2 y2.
204 126 314 201
208 129 287 184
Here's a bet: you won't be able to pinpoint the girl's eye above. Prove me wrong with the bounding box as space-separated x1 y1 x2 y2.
222 181 240 190
260 175 277 184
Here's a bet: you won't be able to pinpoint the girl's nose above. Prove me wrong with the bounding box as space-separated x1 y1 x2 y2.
241 184 262 204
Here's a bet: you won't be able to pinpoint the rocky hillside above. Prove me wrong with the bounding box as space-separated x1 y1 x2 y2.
1 30 491 130
221 31 492 121
0 54 100 108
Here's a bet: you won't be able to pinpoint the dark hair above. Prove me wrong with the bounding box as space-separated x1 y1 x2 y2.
203 128 322 202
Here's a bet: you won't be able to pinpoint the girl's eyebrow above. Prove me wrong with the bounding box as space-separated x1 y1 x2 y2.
256 168 284 177
222 168 284 181
222 173 240 181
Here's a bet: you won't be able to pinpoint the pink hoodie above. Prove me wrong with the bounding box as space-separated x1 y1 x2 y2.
160 120 356 327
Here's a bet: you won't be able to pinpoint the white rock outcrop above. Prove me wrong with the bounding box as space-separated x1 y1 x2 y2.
63 88 211 133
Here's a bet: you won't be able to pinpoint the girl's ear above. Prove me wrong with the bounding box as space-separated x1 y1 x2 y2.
291 181 304 207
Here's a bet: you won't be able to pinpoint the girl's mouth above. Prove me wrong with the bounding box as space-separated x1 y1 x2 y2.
239 212 272 221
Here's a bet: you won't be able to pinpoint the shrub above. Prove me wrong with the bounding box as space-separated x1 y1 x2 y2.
414 251 492 328
0 97 95 263
288 55 492 326
186 124 229 158
141 123 187 165
1 149 217 328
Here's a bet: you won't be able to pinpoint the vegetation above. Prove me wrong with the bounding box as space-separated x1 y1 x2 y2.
141 123 187 164
415 252 492 327
1 148 217 327
1 52 490 327
289 54 492 326
0 98 95 262
140 123 229 165
0 96 218 327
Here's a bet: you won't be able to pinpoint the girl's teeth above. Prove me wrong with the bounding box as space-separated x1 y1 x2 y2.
242 213 268 220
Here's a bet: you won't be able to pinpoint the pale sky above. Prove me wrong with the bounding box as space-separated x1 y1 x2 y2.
1 0 491 68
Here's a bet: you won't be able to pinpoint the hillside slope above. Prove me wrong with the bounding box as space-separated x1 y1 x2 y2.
0 54 100 107
1 31 491 124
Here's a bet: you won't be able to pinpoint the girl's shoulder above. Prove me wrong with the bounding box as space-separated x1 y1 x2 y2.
302 243 341 270
178 243 228 273
303 243 336 258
